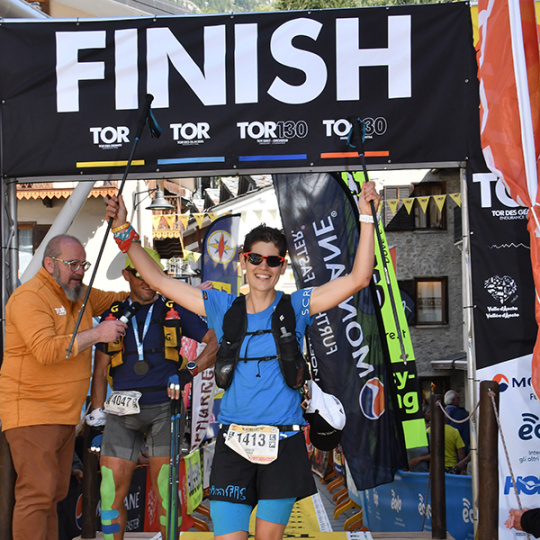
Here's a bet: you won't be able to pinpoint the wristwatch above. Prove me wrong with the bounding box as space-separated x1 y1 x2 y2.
186 361 199 377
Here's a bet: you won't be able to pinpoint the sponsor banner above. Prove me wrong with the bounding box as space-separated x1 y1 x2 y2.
477 361 540 540
201 213 241 295
274 172 405 490
342 171 426 450
467 166 536 370
348 466 473 540
0 3 476 178
184 450 203 514
190 363 217 452
467 159 539 537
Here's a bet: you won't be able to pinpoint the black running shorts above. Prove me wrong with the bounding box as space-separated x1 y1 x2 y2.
208 426 317 507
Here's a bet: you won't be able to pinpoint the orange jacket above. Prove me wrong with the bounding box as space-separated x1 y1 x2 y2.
0 267 126 430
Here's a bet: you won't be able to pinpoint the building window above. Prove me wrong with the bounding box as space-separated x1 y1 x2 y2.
384 181 447 231
413 182 446 230
18 223 50 277
415 277 448 325
384 185 414 230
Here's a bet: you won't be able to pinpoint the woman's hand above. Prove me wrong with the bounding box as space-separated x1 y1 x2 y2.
106 195 128 229
358 181 381 217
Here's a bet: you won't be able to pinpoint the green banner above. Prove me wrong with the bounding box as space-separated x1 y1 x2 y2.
184 450 203 514
342 172 428 449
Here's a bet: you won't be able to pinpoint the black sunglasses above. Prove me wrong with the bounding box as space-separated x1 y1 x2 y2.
243 252 285 268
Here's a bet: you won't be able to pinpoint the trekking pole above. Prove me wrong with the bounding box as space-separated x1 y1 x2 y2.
168 397 183 540
347 117 409 365
65 94 161 358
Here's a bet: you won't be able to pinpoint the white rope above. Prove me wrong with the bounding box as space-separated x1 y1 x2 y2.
437 399 479 423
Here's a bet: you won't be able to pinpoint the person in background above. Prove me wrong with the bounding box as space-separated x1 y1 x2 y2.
0 235 128 540
444 389 470 454
505 508 540 537
105 181 380 540
87 249 218 540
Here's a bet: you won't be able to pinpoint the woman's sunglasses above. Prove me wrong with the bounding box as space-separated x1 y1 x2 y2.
242 252 285 268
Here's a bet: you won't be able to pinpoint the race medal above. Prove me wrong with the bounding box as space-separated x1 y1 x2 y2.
131 302 154 377
133 360 150 375
225 424 279 464
104 390 142 416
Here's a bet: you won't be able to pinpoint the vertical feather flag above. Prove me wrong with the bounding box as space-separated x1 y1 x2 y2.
478 0 540 395
201 214 241 295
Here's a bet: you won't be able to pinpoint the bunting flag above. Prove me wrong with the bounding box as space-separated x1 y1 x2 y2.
274 172 406 490
201 213 241 295
477 0 540 396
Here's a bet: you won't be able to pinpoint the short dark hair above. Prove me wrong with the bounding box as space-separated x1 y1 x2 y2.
243 224 287 257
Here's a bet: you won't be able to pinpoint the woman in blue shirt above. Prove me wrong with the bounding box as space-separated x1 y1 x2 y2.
106 181 380 540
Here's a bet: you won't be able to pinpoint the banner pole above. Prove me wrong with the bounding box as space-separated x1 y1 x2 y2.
65 95 160 358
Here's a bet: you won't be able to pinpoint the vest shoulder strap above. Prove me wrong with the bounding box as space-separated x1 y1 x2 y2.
271 293 297 337
222 294 248 344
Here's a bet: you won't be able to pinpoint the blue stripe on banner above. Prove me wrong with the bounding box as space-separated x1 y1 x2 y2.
100 509 119 520
238 154 306 161
102 523 121 534
158 157 225 164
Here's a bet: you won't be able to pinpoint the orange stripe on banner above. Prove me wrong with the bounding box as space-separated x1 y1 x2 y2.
321 151 389 159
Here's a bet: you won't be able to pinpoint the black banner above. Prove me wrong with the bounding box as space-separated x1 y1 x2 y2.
467 162 537 370
274 172 405 490
0 3 477 179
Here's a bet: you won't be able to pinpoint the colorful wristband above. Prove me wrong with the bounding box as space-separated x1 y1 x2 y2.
113 224 140 253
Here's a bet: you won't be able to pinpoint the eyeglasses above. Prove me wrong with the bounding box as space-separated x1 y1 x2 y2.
51 257 91 272
243 252 285 268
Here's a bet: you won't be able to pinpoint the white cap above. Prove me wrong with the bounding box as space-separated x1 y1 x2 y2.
305 380 346 430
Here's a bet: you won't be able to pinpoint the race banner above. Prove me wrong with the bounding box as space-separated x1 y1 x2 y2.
274 172 406 490
201 213 241 294
467 166 536 370
0 3 477 179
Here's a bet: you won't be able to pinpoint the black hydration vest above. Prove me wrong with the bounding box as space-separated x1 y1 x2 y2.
214 294 309 390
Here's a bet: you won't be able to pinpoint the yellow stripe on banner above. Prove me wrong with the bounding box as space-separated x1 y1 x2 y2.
76 160 145 168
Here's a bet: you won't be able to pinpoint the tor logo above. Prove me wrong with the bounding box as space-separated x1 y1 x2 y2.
359 377 385 420
493 374 509 392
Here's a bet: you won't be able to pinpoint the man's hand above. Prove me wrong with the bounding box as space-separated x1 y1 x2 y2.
505 508 527 531
85 408 107 427
167 369 194 400
95 319 127 343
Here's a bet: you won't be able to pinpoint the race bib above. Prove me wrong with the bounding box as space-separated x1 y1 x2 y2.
104 390 142 416
224 424 279 464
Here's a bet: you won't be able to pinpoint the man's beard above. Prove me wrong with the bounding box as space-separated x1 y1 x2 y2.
52 267 84 302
